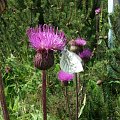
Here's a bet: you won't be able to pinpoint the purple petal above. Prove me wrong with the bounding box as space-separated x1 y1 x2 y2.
26 24 66 51
58 70 74 81
75 38 87 46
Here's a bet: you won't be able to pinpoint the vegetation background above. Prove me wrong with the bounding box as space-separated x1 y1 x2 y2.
0 0 120 120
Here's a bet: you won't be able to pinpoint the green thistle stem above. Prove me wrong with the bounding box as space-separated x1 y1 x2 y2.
42 70 47 120
0 71 10 120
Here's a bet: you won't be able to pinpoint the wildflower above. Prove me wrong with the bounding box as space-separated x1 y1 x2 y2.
95 8 101 15
79 49 92 62
27 24 66 51
27 24 66 70
58 70 74 86
75 38 86 46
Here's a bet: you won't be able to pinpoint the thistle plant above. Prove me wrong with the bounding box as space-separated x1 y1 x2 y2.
69 37 92 119
95 7 101 54
58 70 74 120
68 38 85 120
74 38 89 120
26 24 66 120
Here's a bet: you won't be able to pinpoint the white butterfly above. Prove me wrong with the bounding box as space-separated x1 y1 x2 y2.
60 48 83 73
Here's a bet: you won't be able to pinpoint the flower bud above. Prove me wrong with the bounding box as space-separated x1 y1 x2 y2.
61 81 68 86
34 50 54 70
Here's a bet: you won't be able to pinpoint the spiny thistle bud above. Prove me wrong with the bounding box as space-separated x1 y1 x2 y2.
69 38 87 53
34 50 54 70
61 81 68 86
69 39 79 53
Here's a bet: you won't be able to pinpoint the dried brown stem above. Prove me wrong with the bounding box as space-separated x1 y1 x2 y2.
0 71 10 120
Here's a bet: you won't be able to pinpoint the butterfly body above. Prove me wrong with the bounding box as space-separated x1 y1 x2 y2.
60 49 83 73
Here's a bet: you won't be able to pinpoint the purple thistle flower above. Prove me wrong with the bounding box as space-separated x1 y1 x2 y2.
79 49 92 62
75 38 86 46
26 24 66 51
95 8 101 15
58 70 74 81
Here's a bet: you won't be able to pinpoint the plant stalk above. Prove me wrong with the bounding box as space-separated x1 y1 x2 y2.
42 70 47 120
96 14 99 48
75 73 78 120
65 86 72 120
0 71 10 120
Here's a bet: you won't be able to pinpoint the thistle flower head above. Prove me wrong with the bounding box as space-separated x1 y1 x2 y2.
95 8 101 15
75 38 86 46
79 49 92 62
58 70 74 81
26 24 66 51
26 24 66 70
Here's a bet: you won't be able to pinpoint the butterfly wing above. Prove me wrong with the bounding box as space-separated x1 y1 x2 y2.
68 51 83 73
60 51 70 73
60 49 83 73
